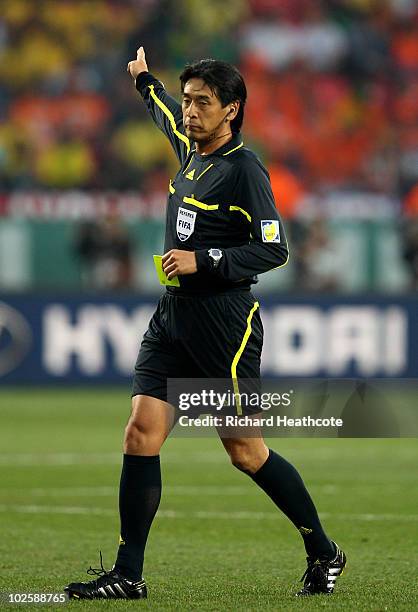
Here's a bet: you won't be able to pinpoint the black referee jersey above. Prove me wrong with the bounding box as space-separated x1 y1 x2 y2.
135 72 289 294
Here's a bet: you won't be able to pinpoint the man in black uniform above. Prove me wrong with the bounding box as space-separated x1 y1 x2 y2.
65 47 346 600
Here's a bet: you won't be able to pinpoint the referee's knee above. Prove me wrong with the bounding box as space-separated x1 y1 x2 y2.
226 446 261 474
123 419 164 455
230 453 252 473
223 439 269 474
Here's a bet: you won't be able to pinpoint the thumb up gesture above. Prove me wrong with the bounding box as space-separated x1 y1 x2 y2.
127 46 148 80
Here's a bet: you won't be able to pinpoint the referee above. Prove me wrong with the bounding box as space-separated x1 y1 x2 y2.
65 47 346 600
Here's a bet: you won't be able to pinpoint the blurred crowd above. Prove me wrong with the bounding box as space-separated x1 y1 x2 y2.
0 0 416 200
1 0 418 289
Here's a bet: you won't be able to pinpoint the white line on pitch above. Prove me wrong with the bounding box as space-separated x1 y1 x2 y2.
0 504 416 522
0 485 338 497
0 447 360 466
0 451 227 466
1 485 252 497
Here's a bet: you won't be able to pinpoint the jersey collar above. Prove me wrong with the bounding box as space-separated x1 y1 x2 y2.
193 133 243 160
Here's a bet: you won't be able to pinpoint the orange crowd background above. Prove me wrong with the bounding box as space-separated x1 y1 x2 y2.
0 0 417 220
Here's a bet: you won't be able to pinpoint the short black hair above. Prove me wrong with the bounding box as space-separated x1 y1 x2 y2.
179 59 247 133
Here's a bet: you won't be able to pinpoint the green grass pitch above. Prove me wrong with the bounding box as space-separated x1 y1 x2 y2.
0 387 417 611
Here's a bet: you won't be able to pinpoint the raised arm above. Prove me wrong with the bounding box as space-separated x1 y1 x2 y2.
127 47 190 164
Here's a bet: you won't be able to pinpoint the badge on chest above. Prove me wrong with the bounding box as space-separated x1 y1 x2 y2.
177 206 197 241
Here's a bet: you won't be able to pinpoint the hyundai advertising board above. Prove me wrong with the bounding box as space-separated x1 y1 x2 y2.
0 295 416 383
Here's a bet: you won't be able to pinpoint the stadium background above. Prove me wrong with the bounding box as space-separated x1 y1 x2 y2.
0 1 417 610
1 0 418 382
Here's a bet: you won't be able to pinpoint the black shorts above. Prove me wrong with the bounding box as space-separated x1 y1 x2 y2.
132 290 263 412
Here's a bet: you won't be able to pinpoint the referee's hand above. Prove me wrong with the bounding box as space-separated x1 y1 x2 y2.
162 250 197 279
127 46 148 80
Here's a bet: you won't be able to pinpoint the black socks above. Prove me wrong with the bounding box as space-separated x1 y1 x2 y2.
113 449 333 580
250 449 334 560
114 454 161 580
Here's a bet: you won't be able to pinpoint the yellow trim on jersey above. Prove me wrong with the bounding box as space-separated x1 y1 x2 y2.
223 142 243 156
272 246 290 270
229 205 251 223
196 164 214 181
148 84 190 154
272 254 290 269
231 301 260 416
183 196 219 211
182 155 194 174
169 180 175 194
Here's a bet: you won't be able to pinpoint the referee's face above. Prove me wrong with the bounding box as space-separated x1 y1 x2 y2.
182 78 232 142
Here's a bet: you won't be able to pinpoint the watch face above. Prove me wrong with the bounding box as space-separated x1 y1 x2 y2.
208 248 223 268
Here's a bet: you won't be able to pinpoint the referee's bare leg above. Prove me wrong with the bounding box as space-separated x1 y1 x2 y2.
219 421 335 560
113 395 176 581
124 395 175 455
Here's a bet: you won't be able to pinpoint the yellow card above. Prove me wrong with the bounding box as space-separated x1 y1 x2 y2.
153 255 180 287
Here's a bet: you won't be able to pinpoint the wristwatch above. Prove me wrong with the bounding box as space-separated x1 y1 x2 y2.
208 248 223 269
